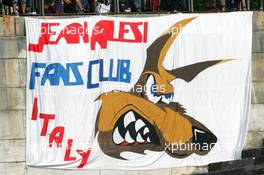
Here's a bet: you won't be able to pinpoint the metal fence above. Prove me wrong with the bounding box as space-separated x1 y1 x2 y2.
0 0 256 16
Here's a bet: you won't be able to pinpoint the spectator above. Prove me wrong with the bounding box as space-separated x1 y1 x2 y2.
26 0 32 13
227 0 236 10
237 0 246 10
81 0 90 12
209 0 225 11
165 0 186 12
52 0 64 14
180 0 187 11
0 0 2 15
131 0 141 12
2 0 11 15
75 0 85 11
64 0 76 13
64 0 84 13
166 0 177 11
119 0 131 12
95 0 110 13
12 0 27 14
260 0 263 10
151 0 159 12
144 0 151 11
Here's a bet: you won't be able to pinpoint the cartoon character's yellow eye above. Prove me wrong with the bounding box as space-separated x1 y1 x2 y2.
145 75 161 104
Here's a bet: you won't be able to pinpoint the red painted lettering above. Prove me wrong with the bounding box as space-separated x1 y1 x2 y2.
76 149 91 168
64 139 76 161
39 113 55 136
31 97 38 120
49 126 65 148
28 21 148 52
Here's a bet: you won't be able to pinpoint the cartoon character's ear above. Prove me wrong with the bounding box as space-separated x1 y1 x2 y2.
146 17 196 70
170 59 234 82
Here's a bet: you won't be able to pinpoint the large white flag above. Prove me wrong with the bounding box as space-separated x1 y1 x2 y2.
26 12 252 169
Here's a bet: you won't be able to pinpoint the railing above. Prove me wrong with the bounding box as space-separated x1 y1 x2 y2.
0 0 260 16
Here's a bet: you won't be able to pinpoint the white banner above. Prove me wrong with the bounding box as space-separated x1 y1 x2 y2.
26 12 252 169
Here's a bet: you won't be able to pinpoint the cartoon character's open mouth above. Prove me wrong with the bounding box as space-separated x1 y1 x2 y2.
94 17 232 160
112 110 160 146
96 90 219 159
112 109 217 154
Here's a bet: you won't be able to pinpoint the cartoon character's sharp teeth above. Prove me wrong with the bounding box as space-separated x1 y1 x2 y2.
124 111 136 128
143 127 150 135
136 133 145 143
125 131 134 143
113 127 124 144
135 119 145 132
147 137 151 143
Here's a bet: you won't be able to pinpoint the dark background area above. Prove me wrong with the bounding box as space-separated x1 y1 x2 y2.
193 0 260 11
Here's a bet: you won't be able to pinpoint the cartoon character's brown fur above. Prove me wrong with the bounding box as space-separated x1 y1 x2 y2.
94 17 232 160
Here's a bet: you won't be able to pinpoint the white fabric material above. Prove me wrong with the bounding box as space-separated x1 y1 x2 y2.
96 3 111 14
26 12 252 169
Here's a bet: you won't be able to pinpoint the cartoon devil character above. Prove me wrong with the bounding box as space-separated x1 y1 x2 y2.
94 17 232 159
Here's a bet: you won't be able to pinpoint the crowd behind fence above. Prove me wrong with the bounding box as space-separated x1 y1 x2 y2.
0 0 263 16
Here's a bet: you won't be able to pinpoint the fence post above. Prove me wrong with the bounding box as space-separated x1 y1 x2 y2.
188 0 193 12
116 0 120 13
113 0 118 14
41 0 45 15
